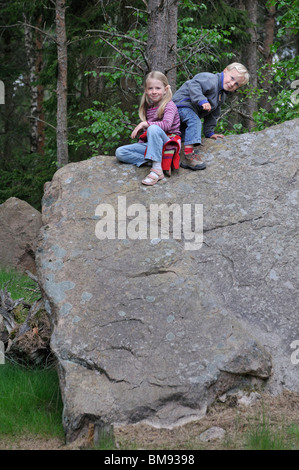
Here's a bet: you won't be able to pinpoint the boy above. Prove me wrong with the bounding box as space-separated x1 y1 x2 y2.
173 63 249 170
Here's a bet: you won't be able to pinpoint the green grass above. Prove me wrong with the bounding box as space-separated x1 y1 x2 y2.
0 362 64 438
0 268 64 441
0 267 40 304
245 411 299 450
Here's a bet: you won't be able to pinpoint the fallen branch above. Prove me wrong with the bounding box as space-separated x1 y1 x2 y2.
25 270 38 283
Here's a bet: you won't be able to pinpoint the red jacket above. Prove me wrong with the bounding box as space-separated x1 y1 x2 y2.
139 131 181 171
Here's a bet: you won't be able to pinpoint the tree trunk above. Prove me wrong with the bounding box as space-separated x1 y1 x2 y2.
36 14 45 155
24 17 39 154
2 31 14 163
56 0 68 168
260 4 276 110
241 0 259 130
146 0 178 89
23 14 45 155
166 1 179 92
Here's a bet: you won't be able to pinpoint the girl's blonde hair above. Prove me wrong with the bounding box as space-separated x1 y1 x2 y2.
139 71 172 121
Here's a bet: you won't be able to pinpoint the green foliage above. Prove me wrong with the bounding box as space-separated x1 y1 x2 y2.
268 0 299 37
94 25 148 79
252 53 299 130
179 0 251 53
248 0 299 130
0 151 57 211
69 101 138 156
176 23 236 84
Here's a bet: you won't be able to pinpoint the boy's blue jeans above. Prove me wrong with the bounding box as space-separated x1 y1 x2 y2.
178 107 202 145
116 125 169 167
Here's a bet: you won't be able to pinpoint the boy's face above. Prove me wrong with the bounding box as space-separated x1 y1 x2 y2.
223 68 246 92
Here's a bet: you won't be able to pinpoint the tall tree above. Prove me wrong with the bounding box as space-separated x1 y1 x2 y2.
23 11 45 155
35 13 45 155
56 0 68 167
146 0 179 88
259 2 276 110
241 0 259 129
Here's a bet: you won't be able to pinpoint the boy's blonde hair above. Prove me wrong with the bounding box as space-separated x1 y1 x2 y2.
226 63 250 85
139 71 172 121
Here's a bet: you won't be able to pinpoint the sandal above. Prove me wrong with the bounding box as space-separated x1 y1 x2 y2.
142 169 164 186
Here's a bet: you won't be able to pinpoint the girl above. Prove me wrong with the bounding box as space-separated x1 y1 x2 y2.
115 71 181 186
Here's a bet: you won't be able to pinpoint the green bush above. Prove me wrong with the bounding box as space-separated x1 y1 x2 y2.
69 101 138 157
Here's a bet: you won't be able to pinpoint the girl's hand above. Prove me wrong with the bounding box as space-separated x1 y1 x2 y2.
131 121 149 139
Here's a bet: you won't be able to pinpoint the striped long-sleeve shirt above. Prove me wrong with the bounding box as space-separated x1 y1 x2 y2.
138 100 181 171
145 101 181 136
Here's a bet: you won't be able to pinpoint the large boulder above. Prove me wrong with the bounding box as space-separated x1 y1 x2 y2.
0 197 42 274
36 118 299 443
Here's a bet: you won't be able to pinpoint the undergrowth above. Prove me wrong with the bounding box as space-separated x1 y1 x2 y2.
0 267 40 304
0 362 64 438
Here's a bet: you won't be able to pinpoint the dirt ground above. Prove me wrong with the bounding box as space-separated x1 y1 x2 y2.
1 390 299 451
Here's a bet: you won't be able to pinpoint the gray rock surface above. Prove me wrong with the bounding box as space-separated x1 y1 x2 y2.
0 197 42 274
36 118 299 443
198 426 226 442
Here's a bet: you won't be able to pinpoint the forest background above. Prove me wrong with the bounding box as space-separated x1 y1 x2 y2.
0 0 298 211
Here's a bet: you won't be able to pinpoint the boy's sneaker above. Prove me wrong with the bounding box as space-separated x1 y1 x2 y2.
180 152 206 170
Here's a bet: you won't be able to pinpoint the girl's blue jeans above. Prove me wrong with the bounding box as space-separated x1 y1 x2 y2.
115 125 169 167
177 107 202 145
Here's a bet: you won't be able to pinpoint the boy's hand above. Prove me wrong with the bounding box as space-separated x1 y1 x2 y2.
202 102 211 112
210 134 224 139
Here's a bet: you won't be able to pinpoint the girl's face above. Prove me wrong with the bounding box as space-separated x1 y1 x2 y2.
145 78 167 106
